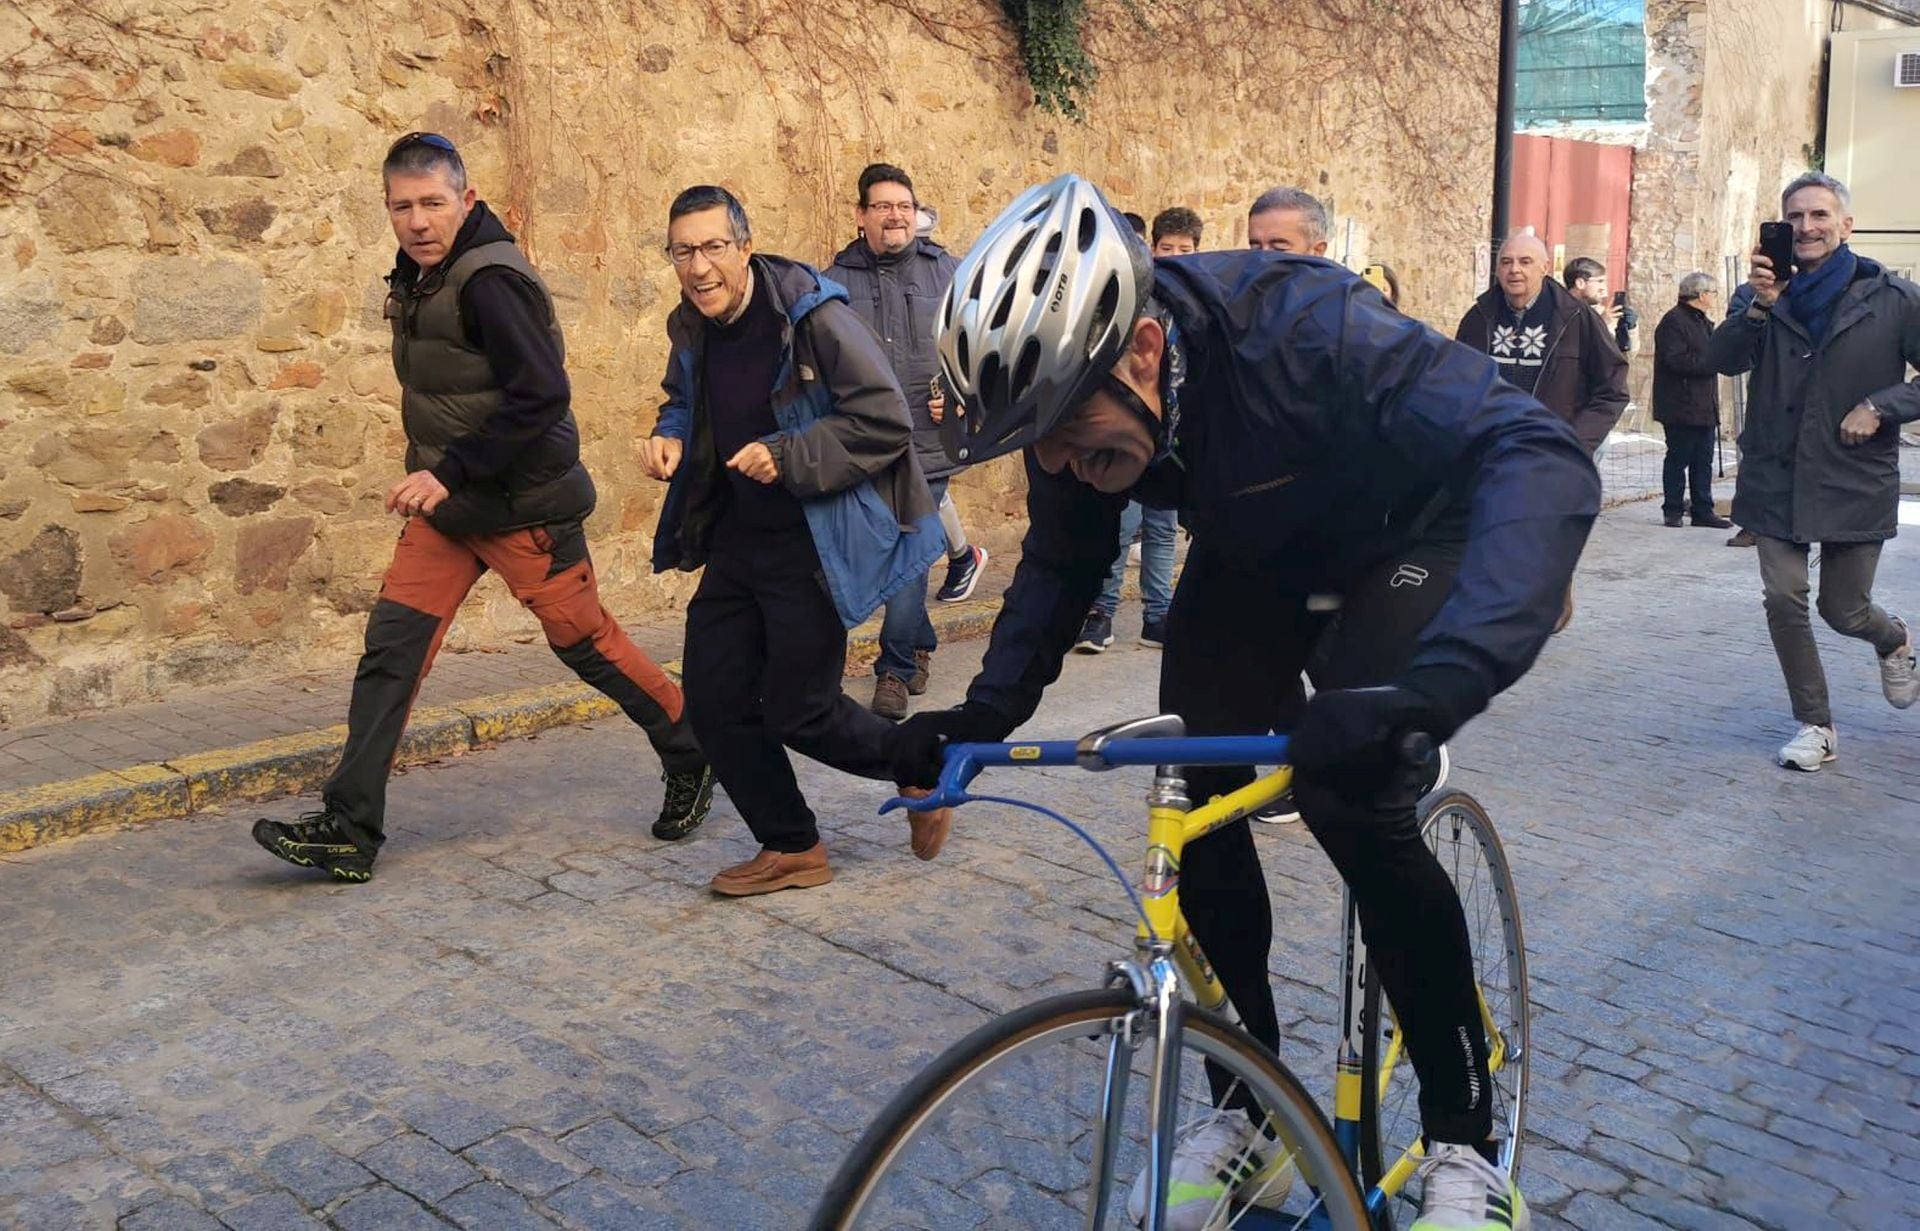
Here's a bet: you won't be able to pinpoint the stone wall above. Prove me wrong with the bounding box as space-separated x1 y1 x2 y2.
1625 0 1903 418
0 0 1497 725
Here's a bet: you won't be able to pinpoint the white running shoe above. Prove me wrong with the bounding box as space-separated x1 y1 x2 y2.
1409 1141 1530 1230
1125 1113 1290 1229
1879 617 1919 709
1777 723 1837 772
1251 801 1300 824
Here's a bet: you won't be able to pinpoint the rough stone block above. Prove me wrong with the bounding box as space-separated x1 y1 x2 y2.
131 259 264 343
110 514 214 585
557 1119 680 1187
257 1136 373 1208
357 1133 477 1203
462 1130 588 1197
0 525 81 614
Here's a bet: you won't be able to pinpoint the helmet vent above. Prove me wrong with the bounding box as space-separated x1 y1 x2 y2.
1087 273 1122 359
1003 228 1036 277
1012 336 1042 403
1077 206 1099 252
988 282 1016 331
978 351 1007 413
1031 232 1064 296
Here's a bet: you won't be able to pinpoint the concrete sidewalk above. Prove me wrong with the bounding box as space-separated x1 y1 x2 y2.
0 560 1013 854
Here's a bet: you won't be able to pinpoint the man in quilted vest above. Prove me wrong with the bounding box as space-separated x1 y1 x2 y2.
251 133 710 883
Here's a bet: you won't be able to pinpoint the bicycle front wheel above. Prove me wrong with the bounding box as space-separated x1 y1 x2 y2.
1359 789 1530 1208
812 987 1369 1231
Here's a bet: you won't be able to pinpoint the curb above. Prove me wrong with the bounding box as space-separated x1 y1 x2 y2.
0 595 1013 856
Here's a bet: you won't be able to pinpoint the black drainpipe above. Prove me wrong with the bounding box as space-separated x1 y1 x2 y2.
1491 0 1520 289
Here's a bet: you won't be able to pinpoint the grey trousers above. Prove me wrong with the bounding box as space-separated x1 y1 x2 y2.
1756 535 1906 726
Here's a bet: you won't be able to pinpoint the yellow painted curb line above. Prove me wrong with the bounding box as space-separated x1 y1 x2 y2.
0 595 1010 855
0 764 190 854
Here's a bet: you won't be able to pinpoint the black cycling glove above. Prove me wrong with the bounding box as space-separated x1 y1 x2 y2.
1290 684 1453 779
891 703 1013 788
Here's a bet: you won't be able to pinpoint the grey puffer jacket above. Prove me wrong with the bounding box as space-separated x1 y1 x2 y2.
827 236 961 480
1708 256 1920 543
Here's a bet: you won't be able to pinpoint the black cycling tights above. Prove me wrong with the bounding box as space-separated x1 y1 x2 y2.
1160 540 1494 1146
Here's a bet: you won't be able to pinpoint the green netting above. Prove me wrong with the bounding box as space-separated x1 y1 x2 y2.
1517 0 1646 127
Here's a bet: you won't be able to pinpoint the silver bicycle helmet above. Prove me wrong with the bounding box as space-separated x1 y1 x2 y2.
935 174 1153 464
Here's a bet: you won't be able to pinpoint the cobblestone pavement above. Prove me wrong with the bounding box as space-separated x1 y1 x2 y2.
2 501 1917 1230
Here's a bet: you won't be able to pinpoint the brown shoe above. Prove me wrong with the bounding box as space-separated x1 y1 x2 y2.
709 843 832 896
1551 581 1574 635
907 650 932 696
898 786 953 861
872 673 909 721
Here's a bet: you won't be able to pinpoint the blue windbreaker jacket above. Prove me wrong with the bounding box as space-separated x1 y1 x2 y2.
963 251 1602 732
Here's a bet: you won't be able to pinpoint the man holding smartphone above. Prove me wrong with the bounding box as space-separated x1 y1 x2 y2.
1708 171 1920 771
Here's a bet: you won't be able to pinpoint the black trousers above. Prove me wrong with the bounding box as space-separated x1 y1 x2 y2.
1661 423 1717 520
1161 539 1495 1145
681 521 897 852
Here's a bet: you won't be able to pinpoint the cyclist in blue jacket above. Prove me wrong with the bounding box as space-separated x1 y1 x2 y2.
894 175 1598 1231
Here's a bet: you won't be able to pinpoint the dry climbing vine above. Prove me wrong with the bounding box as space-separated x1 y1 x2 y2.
0 0 204 205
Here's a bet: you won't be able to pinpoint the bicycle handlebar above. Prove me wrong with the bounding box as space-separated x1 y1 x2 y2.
881 729 1435 814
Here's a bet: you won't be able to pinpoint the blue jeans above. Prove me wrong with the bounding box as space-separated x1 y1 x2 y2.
1096 502 1175 623
877 479 944 678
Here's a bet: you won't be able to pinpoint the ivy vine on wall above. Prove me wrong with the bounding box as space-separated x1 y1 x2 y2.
999 0 1097 116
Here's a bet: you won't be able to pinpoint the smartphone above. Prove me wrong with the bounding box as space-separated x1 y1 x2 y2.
1610 289 1627 310
1759 222 1795 283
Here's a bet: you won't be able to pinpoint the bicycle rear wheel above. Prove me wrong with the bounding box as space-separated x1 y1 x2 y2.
812 986 1369 1231
1358 789 1529 1211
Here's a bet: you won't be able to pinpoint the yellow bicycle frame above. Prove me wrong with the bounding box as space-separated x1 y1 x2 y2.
1140 765 1293 1016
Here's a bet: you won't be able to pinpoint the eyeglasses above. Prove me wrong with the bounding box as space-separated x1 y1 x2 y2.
665 238 738 265
388 131 458 156
861 201 917 215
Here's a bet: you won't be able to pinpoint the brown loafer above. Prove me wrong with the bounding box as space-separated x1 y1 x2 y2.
899 787 953 861
709 843 832 896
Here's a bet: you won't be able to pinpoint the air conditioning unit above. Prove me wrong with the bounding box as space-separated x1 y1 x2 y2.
1896 50 1920 87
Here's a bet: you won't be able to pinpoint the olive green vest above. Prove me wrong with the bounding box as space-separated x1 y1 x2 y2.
391 239 570 471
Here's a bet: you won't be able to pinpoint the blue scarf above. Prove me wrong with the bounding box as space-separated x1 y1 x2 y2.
1782 242 1857 342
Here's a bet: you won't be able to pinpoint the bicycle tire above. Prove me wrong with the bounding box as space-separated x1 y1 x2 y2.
812 986 1370 1231
1357 789 1530 1199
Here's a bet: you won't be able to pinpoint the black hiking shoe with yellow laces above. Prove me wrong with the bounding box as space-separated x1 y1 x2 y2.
252 810 375 883
653 765 715 841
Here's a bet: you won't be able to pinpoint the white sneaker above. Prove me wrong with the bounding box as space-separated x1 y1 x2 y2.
1777 723 1837 772
1252 790 1300 824
1125 1113 1291 1229
1879 617 1919 709
1409 1141 1529 1230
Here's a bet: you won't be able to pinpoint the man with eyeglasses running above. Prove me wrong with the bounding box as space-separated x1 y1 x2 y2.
251 133 710 883
894 175 1599 1230
642 185 952 896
